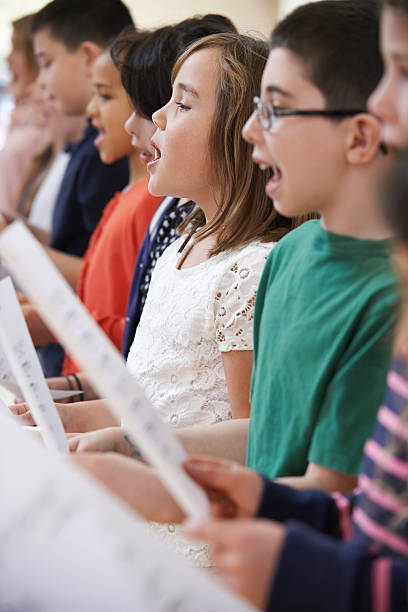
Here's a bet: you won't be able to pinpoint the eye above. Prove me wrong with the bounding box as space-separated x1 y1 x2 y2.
175 101 190 111
100 94 112 101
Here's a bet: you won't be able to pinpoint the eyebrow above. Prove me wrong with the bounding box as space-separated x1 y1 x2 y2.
265 85 294 98
177 82 199 98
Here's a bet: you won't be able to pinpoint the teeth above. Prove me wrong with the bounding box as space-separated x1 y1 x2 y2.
259 163 268 170
154 148 160 160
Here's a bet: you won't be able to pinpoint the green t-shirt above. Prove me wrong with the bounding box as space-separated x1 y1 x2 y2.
247 220 400 478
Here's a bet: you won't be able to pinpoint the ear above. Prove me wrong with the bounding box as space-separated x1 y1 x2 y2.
345 113 383 165
78 41 104 77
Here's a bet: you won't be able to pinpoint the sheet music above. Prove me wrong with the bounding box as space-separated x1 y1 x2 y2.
0 221 209 519
0 277 68 453
0 413 255 612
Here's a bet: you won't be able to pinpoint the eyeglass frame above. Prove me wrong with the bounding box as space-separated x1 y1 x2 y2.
252 96 388 155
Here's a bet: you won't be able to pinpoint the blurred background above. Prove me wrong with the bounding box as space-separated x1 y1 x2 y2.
0 0 321 147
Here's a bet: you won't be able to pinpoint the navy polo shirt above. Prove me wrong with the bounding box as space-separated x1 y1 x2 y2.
50 122 129 256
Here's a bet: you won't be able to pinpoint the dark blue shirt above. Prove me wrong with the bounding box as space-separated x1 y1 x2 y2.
50 123 129 256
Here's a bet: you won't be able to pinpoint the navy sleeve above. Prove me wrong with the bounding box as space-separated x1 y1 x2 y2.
257 475 350 538
77 148 129 233
266 521 408 612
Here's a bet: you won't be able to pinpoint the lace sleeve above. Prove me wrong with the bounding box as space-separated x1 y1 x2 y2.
214 243 274 352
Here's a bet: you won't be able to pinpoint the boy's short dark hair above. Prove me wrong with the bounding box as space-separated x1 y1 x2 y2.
110 14 237 119
31 0 133 51
270 0 382 109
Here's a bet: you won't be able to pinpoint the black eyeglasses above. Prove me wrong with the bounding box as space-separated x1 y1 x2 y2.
253 97 388 154
253 96 366 130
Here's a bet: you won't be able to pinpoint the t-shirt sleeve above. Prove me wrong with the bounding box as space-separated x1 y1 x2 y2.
267 521 408 612
309 296 399 475
214 244 272 352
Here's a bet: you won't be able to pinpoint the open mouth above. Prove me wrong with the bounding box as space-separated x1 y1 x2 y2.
140 150 154 165
147 140 161 171
265 164 282 197
93 129 105 147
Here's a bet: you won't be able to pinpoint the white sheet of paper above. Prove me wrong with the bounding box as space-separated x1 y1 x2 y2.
0 277 68 453
0 221 209 519
0 413 255 612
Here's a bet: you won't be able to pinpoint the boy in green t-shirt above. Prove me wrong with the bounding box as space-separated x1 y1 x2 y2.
242 0 400 492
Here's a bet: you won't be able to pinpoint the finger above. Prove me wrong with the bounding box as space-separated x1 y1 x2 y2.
68 436 81 452
184 457 242 491
184 519 241 546
9 402 29 416
13 411 35 426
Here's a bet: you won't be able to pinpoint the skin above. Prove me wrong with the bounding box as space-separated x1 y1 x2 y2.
125 111 156 167
6 28 37 101
86 53 135 168
368 7 408 149
34 28 102 116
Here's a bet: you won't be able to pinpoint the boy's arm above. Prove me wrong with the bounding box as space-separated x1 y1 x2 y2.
176 418 249 464
276 462 357 493
43 245 83 290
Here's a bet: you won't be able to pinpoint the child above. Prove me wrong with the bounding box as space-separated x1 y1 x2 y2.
26 0 133 376
0 14 52 216
242 0 400 493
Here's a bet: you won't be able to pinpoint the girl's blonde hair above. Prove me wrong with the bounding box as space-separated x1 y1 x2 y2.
12 14 38 78
173 33 316 257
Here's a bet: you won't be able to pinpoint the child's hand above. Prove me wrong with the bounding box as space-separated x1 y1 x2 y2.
186 518 286 611
184 456 263 519
9 402 36 425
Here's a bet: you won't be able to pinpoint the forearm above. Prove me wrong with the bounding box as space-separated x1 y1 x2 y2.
63 399 119 433
70 452 184 523
43 245 83 290
175 418 249 464
276 467 357 494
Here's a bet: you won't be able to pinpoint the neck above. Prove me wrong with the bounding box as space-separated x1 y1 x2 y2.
320 167 393 240
128 150 148 185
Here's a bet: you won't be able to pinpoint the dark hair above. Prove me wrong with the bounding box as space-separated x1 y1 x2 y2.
30 0 133 51
110 14 237 119
379 0 408 11
270 0 383 109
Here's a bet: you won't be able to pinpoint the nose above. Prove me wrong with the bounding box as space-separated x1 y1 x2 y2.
368 73 396 125
152 103 167 130
125 111 136 136
86 93 98 120
242 111 261 144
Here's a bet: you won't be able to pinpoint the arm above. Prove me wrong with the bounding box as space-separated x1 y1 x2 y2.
69 452 184 523
68 418 249 464
46 373 100 402
43 245 83 290
276 462 357 493
222 350 252 418
186 517 408 612
10 398 118 433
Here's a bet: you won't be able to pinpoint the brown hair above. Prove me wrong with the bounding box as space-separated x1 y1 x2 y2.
12 14 38 77
172 33 316 257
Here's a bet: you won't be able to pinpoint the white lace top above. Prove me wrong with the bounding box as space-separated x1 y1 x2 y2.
126 236 275 565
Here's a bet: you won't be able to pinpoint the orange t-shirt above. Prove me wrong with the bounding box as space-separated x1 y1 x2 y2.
63 177 161 374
